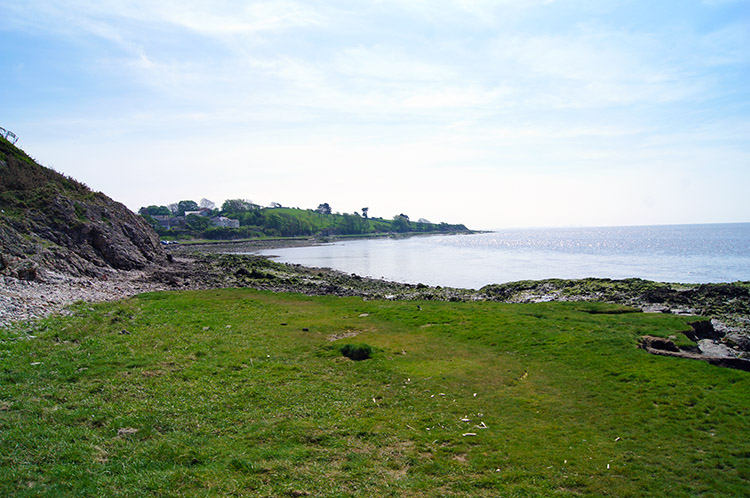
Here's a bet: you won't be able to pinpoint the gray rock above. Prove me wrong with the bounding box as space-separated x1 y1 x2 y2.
642 304 670 314
697 339 738 358
724 333 750 353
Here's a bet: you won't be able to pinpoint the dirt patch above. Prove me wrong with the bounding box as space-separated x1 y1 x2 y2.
327 331 359 342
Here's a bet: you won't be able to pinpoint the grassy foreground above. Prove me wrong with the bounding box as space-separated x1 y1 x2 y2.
1 289 748 497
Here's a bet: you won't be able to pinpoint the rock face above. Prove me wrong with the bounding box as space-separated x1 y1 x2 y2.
0 137 167 280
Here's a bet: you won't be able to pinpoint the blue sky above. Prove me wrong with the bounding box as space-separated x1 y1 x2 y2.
1 0 748 229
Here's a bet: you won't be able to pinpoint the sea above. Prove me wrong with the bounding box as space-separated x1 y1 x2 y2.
254 223 750 290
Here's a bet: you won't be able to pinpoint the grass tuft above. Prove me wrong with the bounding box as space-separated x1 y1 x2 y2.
340 343 373 361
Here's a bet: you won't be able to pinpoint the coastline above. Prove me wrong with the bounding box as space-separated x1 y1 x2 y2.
169 230 484 254
3 242 749 367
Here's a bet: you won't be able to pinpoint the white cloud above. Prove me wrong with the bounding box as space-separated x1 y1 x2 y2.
334 45 456 83
4 0 749 228
491 28 716 109
9 0 323 36
146 0 324 35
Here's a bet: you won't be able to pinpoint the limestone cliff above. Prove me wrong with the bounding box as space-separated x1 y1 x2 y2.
0 137 167 280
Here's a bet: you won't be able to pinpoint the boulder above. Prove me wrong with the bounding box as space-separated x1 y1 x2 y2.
697 339 737 358
724 333 750 353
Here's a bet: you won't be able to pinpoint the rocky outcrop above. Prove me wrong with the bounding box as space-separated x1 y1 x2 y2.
639 335 750 372
0 138 167 280
638 319 750 372
479 277 750 369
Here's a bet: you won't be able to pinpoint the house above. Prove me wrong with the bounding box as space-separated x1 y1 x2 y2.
211 216 240 229
152 215 185 229
186 208 213 217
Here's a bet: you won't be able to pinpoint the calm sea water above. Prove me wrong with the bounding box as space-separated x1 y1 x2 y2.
254 223 750 289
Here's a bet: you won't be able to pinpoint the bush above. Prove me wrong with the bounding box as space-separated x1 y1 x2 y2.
340 343 373 361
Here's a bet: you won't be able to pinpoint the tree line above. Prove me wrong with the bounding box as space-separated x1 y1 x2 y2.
139 199 469 240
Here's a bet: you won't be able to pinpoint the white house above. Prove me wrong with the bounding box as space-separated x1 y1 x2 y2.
211 216 240 229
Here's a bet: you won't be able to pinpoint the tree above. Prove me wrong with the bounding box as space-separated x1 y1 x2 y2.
200 198 215 210
139 205 171 216
316 203 332 215
362 207 369 219
185 213 211 231
338 212 369 234
222 199 256 213
391 214 411 232
139 212 160 230
177 200 199 216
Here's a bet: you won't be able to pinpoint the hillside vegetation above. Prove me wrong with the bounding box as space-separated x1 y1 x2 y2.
1 289 748 497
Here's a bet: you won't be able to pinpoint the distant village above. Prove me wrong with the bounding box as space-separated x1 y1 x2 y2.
150 208 239 230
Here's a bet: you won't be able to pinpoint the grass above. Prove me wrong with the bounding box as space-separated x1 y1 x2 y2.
1 289 748 497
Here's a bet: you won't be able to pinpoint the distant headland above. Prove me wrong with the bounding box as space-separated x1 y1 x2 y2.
137 199 472 241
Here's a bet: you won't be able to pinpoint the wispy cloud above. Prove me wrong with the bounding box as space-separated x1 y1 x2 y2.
2 0 748 227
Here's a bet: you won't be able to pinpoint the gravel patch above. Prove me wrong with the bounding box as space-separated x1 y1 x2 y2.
0 270 173 328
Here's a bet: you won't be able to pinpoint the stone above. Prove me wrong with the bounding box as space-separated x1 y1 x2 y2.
15 261 38 281
641 304 670 314
697 339 737 358
724 333 750 353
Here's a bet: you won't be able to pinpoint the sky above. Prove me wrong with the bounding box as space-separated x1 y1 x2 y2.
1 0 749 230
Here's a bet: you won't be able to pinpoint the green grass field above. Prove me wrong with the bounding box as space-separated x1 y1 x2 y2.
1 289 748 497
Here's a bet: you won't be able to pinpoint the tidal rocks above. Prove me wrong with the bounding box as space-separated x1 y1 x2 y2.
639 334 750 371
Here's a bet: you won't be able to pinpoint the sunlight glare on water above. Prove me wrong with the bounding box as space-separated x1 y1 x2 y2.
253 224 750 289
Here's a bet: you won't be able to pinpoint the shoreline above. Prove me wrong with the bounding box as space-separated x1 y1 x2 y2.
169 230 484 254
2 248 749 366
